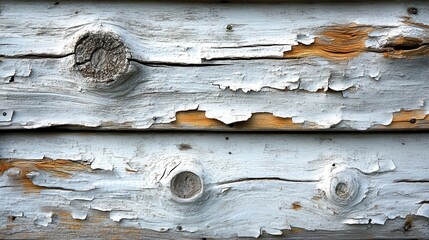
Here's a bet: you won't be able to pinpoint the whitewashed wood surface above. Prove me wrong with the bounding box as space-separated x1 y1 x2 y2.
1 1 429 130
1 132 428 238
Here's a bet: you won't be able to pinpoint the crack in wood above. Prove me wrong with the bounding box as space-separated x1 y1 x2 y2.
0 53 74 59
216 177 319 185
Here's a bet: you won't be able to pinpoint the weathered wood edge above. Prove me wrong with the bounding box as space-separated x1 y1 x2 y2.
1 1 429 131
12 110 428 132
2 217 429 240
1 132 429 238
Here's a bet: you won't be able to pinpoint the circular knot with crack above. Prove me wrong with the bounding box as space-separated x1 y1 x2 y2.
75 32 129 83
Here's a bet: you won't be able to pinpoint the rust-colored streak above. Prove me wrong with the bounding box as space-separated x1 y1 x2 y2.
404 215 413 231
373 110 429 130
0 157 91 193
172 110 429 131
233 113 319 130
284 24 373 60
173 111 227 128
291 202 302 210
171 110 319 130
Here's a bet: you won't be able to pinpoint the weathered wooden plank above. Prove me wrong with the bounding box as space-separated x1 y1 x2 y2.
1 1 429 131
1 132 428 238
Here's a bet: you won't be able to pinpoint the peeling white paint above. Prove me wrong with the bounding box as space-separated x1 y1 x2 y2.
71 210 88 220
1 133 428 238
0 110 13 122
34 212 53 227
417 204 429 218
110 211 138 222
0 1 428 130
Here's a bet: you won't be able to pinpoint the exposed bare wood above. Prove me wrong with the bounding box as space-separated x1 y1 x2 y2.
162 109 429 131
283 24 373 60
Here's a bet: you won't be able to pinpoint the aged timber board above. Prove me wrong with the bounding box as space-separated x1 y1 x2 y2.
0 132 428 238
0 1 429 131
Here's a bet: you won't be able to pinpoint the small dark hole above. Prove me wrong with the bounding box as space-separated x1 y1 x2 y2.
152 117 157 121
2 112 6 117
368 219 372 224
228 152 232 155
225 137 229 140
407 7 418 15
9 75 14 83
10 216 16 221
54 2 60 5
201 238 207 240
332 163 336 167
75 11 79 14
226 24 233 31
410 118 417 124
176 225 182 231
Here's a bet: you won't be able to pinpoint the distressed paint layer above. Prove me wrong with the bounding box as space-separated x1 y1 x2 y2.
0 1 429 130
283 24 373 60
2 54 429 130
1 132 429 238
166 110 429 131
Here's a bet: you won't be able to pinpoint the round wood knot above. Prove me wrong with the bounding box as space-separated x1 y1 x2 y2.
325 169 366 207
75 32 129 82
170 171 204 202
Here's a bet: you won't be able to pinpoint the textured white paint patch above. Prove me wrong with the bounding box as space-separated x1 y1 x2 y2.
417 204 429 218
377 159 396 173
0 110 13 122
2 52 427 130
34 212 53 227
110 211 138 222
201 44 292 61
1 133 429 238
0 61 31 79
71 210 88 220
91 158 114 171
0 1 428 130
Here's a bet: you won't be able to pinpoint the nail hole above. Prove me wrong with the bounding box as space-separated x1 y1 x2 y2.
335 182 349 198
176 225 182 231
54 1 59 5
228 152 232 155
225 137 229 140
2 112 7 117
75 11 79 14
9 75 14 83
226 24 233 31
368 219 372 224
407 7 418 15
332 163 336 167
171 171 203 200
410 118 417 124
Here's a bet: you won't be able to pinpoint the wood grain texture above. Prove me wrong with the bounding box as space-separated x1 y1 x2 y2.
1 132 429 238
0 1 429 131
